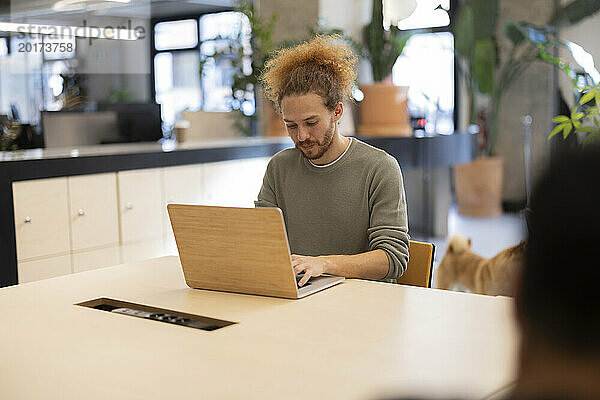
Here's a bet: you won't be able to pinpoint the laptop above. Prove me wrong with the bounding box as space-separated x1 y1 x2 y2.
167 204 344 299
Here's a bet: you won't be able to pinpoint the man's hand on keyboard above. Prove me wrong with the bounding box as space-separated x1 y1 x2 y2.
291 254 329 287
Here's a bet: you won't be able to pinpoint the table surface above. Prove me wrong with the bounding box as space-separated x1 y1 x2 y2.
0 256 518 400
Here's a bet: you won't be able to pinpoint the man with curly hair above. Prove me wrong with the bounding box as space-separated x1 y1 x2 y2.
255 36 409 287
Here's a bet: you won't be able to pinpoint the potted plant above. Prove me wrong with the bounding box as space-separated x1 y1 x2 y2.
451 0 502 215
356 0 412 137
198 0 277 136
550 83 600 145
452 0 600 216
0 118 20 152
56 69 86 110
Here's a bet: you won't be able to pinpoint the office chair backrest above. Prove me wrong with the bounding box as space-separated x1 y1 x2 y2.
397 240 435 288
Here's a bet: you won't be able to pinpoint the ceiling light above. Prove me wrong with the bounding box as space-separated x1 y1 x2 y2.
53 0 132 12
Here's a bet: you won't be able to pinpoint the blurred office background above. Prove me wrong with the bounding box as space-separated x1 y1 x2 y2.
1 0 598 285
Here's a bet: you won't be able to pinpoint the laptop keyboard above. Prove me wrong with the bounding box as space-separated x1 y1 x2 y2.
296 274 312 288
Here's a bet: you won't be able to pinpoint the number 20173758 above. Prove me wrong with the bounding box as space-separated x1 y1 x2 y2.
18 42 74 53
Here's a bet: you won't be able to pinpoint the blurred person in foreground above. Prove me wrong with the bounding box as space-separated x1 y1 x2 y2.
387 147 600 400
512 147 600 400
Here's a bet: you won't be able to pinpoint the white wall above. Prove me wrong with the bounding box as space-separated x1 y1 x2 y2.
318 0 373 83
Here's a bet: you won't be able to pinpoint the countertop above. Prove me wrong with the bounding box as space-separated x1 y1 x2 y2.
0 137 294 163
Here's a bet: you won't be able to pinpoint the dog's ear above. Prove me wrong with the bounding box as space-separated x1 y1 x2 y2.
468 238 472 247
447 240 457 253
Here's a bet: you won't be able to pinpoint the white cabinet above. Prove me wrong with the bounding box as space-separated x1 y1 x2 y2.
68 173 120 251
12 158 272 283
202 158 269 207
72 246 121 273
120 238 166 264
18 254 72 283
162 164 204 255
117 168 164 243
162 164 204 205
13 178 70 261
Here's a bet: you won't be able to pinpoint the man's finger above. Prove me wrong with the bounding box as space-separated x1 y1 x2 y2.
294 264 307 275
298 271 311 287
291 255 304 266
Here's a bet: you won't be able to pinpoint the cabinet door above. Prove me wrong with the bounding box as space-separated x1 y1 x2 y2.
72 245 121 273
18 254 72 283
163 164 204 205
202 158 269 207
68 173 119 251
120 238 166 264
13 178 70 261
162 164 204 254
117 168 163 243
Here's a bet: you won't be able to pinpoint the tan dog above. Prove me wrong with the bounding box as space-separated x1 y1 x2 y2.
435 233 526 296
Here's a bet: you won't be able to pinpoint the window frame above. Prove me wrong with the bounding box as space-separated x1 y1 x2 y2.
395 0 459 132
149 9 234 113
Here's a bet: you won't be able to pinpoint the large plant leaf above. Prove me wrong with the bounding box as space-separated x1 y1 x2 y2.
549 0 600 27
454 4 475 58
538 45 577 86
504 20 526 46
363 1 411 82
389 26 412 60
467 0 498 39
474 39 496 94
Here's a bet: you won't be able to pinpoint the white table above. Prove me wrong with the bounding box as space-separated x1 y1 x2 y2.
0 256 518 399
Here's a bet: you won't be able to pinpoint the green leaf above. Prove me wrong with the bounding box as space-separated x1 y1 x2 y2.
563 122 573 139
575 126 595 133
588 108 599 116
549 123 565 138
549 0 600 27
474 38 496 94
571 111 584 120
504 21 526 46
539 46 577 86
468 0 498 39
454 5 475 58
580 90 596 105
553 115 570 123
596 93 600 107
583 131 600 146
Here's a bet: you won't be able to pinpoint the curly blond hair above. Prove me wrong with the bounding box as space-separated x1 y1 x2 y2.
260 35 357 114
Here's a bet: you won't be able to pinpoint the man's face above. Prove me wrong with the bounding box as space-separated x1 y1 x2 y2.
281 93 337 160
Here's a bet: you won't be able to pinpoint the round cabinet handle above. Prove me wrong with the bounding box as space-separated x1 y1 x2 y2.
78 209 85 216
126 202 134 210
24 216 31 223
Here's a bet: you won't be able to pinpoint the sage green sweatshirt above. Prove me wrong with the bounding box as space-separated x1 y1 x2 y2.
254 137 409 282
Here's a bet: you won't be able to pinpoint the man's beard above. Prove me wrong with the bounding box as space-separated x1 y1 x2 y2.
296 118 336 160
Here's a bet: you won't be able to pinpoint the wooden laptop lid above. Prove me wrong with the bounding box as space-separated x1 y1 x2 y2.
167 204 299 299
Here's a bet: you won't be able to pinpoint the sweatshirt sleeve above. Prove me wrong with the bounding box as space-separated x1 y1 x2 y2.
367 155 410 281
254 160 278 208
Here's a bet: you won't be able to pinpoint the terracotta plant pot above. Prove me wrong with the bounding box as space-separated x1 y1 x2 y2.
266 105 287 136
454 157 503 217
357 83 412 137
266 101 356 137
